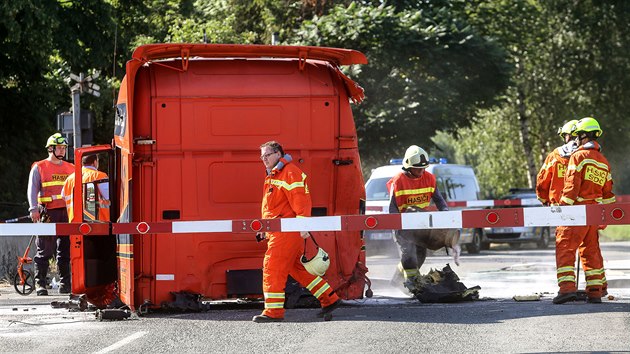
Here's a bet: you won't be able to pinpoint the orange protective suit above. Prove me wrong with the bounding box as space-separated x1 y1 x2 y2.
62 166 110 222
260 157 338 319
556 141 615 299
536 142 575 205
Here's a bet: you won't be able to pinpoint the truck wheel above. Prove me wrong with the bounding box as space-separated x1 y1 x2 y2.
466 229 482 254
537 228 551 249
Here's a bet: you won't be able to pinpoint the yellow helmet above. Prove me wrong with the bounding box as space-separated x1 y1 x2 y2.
45 133 68 148
557 119 578 137
403 145 429 170
301 247 330 276
572 117 602 137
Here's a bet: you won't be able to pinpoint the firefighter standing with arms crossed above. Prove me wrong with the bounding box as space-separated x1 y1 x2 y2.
553 117 615 304
27 133 74 295
253 141 341 322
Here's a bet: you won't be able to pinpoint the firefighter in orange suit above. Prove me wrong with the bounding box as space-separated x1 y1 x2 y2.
27 133 75 295
536 120 578 205
553 117 616 304
62 154 110 222
387 145 449 290
253 141 341 323
537 119 608 296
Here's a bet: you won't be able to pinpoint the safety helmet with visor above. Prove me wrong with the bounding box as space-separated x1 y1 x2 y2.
301 247 330 276
571 117 602 138
45 133 69 148
557 119 578 137
402 145 429 170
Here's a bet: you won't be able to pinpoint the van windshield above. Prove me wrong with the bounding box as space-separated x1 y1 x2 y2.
365 177 391 201
436 176 479 201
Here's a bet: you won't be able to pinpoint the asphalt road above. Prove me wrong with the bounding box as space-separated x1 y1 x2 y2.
1 242 629 353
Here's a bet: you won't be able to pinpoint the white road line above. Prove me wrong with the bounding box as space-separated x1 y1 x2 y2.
93 331 147 354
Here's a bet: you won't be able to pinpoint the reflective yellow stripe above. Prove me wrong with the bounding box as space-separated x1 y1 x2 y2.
269 173 307 191
42 181 66 187
264 292 285 299
394 187 435 197
264 302 284 309
576 197 603 203
306 277 323 291
557 275 575 284
313 283 330 299
38 196 53 203
403 268 419 279
572 159 610 173
400 201 430 210
602 197 616 204
585 268 605 276
560 196 574 205
557 266 575 274
586 279 604 286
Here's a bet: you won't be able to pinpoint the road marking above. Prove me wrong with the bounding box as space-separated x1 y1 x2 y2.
94 331 147 353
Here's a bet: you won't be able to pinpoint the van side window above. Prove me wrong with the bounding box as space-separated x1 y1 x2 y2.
437 176 477 201
436 177 450 201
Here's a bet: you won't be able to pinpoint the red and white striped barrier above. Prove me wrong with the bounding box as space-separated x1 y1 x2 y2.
1 203 628 236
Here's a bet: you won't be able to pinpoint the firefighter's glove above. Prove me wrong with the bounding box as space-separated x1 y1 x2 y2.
255 232 266 242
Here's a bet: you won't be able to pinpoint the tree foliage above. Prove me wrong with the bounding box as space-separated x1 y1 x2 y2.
292 2 510 172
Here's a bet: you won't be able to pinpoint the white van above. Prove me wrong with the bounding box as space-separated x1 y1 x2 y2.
364 159 484 254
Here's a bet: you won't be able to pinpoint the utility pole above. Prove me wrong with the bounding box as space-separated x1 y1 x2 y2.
69 72 100 152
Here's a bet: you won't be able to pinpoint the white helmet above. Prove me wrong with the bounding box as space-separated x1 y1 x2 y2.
403 145 429 170
301 247 330 276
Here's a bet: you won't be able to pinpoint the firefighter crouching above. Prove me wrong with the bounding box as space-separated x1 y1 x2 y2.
253 141 341 323
27 133 75 295
554 117 616 304
387 145 451 291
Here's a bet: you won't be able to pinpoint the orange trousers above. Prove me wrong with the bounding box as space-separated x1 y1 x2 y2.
555 225 606 298
262 231 338 318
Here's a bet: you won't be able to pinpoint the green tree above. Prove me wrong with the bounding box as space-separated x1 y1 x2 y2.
292 2 511 174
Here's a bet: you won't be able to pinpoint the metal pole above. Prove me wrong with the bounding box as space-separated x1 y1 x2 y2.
72 75 82 160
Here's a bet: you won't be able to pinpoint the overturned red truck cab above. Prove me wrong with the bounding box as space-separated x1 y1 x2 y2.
69 44 369 310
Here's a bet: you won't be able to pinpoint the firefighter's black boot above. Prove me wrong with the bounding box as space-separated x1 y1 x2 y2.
57 260 72 294
552 292 577 304
33 261 49 296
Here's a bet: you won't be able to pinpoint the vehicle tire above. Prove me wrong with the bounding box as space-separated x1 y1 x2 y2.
509 243 522 249
537 227 551 249
466 229 482 254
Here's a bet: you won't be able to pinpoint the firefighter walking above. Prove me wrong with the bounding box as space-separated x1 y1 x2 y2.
554 117 616 304
27 133 74 295
253 141 341 323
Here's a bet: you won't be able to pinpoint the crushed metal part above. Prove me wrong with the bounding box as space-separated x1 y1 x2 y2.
50 294 94 312
96 308 132 321
408 264 480 303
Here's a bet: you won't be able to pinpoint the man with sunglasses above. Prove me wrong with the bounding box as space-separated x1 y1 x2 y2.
27 133 75 295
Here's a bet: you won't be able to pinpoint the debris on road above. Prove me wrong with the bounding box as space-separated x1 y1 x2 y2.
409 264 480 303
513 294 541 301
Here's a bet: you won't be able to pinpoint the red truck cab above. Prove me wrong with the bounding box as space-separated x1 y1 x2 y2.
70 44 368 310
